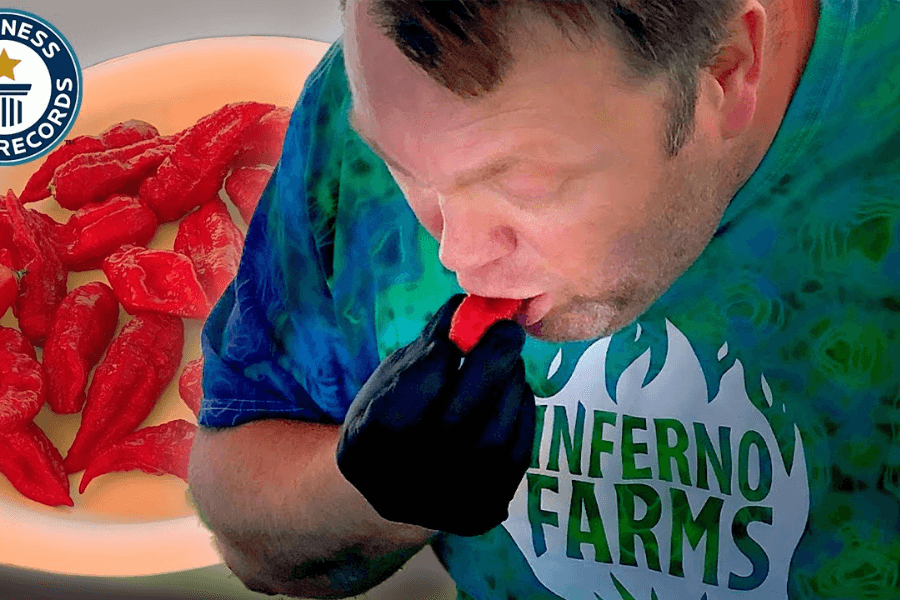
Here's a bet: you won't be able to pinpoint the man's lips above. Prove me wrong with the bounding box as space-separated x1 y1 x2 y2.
457 282 553 327
517 293 553 327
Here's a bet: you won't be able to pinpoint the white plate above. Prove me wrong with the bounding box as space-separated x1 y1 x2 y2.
0 35 329 577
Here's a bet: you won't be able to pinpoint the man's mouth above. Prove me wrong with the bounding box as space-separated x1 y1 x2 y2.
516 293 553 328
456 277 553 328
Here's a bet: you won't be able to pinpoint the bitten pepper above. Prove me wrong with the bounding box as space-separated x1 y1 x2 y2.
173 198 245 303
51 135 177 210
63 312 184 474
60 195 158 271
140 102 273 223
448 295 526 354
0 422 74 507
178 357 203 418
19 119 159 204
0 326 45 433
4 189 68 346
42 282 120 414
102 245 211 320
224 165 273 224
79 419 197 494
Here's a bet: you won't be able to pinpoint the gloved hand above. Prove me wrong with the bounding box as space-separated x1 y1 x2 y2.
336 293 536 537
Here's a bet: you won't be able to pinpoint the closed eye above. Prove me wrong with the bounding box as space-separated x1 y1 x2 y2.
495 170 564 202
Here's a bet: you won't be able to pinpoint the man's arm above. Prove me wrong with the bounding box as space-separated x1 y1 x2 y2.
188 418 437 599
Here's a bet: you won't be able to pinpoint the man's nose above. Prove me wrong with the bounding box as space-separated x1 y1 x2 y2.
436 192 516 274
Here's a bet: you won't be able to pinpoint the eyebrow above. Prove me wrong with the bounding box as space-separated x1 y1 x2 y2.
348 108 525 191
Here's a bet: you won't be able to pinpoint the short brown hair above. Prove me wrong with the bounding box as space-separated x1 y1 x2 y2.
342 0 744 157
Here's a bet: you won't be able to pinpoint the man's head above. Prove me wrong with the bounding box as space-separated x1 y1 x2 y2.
342 0 744 157
343 0 773 342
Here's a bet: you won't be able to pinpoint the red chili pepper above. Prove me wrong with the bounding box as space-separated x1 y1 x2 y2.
232 106 291 168
27 210 67 257
0 422 74 507
140 102 274 223
224 165 273 224
0 323 34 358
0 201 22 269
79 419 197 494
173 198 245 303
2 201 65 267
19 120 159 205
0 262 26 319
102 245 211 320
60 195 158 271
96 119 160 148
42 282 120 414
178 357 203 418
3 189 68 346
63 312 184 474
448 295 526 354
0 326 45 433
51 136 177 210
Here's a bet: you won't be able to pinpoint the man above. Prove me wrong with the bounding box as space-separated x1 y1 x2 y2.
188 0 900 598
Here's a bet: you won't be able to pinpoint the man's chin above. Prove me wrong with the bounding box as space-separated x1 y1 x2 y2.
523 302 642 343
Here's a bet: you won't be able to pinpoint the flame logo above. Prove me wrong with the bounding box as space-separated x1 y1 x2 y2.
503 320 810 600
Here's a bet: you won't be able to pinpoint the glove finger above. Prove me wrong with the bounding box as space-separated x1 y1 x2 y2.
475 317 527 359
443 320 526 427
461 319 526 384
351 295 466 430
420 293 467 346
366 338 463 430
508 374 537 470
475 358 534 451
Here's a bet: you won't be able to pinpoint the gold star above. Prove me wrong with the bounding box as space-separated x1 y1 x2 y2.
0 49 22 81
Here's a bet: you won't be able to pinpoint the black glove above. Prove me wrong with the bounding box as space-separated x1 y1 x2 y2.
336 293 536 537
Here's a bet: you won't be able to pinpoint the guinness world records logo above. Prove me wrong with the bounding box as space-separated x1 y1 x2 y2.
0 9 81 166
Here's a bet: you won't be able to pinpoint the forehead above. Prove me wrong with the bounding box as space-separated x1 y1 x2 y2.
345 2 646 125
342 0 670 173
343 0 490 132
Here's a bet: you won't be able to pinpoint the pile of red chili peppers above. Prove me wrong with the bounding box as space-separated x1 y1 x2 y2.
0 102 288 507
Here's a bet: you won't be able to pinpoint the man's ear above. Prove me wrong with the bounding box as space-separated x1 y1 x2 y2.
706 1 766 139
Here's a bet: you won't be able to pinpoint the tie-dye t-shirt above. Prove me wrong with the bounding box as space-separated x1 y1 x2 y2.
199 1 900 598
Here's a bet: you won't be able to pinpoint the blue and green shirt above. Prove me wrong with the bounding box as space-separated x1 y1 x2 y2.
200 1 900 597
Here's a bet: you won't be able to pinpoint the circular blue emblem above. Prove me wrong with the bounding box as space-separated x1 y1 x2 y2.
0 9 82 166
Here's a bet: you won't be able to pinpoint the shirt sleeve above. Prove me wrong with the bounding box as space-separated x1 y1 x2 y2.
198 40 362 429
